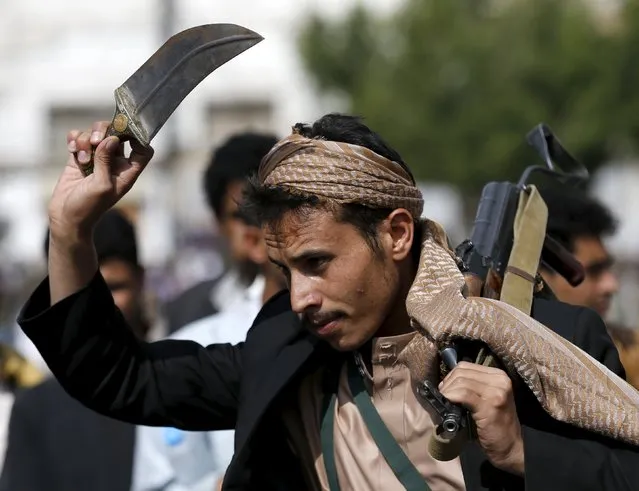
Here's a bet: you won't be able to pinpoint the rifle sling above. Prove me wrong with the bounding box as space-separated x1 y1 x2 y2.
321 357 431 491
500 185 548 315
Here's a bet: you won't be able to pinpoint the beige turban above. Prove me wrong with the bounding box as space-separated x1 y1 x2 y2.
259 132 424 219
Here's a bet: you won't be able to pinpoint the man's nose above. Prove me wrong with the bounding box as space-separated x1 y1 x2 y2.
599 270 620 295
289 272 321 314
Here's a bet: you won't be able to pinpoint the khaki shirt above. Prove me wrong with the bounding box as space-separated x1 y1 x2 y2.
282 332 466 490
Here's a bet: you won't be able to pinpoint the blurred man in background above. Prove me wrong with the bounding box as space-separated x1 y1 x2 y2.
540 185 619 318
163 133 279 334
133 207 286 491
0 209 150 491
539 185 639 388
133 131 282 491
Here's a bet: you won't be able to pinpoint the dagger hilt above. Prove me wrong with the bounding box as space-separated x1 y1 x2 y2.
80 89 149 177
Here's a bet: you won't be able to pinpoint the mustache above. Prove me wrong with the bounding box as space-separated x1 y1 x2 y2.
303 311 345 327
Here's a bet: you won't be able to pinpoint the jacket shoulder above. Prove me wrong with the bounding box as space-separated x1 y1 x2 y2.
531 297 589 343
532 297 625 377
251 289 293 326
243 290 304 352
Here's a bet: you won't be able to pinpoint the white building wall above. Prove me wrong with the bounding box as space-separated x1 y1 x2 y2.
0 0 405 266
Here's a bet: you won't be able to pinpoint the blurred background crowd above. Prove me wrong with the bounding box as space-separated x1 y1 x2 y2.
0 0 639 489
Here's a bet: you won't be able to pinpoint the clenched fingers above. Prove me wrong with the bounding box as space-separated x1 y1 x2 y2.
440 362 512 391
439 362 513 413
90 121 111 146
67 130 81 153
74 130 93 166
440 380 511 413
67 121 111 159
129 139 154 169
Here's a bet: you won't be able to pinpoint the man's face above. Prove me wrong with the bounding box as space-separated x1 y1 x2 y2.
542 236 618 317
217 180 258 280
264 209 404 352
100 258 147 338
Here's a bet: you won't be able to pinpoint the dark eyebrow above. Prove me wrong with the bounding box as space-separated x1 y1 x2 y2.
268 250 332 268
584 256 615 274
289 250 333 265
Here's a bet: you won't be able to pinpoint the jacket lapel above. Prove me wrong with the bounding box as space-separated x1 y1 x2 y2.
233 298 322 453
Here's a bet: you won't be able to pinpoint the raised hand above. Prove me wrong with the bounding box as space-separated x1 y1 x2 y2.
48 121 154 242
47 121 154 304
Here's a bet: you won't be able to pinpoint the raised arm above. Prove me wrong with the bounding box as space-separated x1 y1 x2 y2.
18 122 241 430
20 271 243 429
47 122 153 302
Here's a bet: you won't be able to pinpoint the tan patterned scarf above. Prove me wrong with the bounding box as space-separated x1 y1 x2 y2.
259 131 639 446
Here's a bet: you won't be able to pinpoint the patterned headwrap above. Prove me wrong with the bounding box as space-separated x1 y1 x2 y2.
259 130 424 218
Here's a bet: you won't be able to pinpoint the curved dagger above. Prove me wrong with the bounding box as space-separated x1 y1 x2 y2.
83 23 263 175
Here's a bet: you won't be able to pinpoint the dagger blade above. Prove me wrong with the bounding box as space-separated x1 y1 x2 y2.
113 23 263 146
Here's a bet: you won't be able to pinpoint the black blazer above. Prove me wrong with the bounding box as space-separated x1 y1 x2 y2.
17 273 639 491
0 378 135 491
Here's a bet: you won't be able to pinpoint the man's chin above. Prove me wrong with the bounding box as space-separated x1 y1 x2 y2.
304 319 370 352
326 339 358 352
594 300 611 318
324 333 370 353
310 331 350 352
306 328 355 352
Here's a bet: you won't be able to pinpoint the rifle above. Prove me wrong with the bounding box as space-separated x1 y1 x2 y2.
418 123 590 460
456 123 589 296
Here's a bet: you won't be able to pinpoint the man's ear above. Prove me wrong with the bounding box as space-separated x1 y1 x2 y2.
244 225 268 265
383 209 414 262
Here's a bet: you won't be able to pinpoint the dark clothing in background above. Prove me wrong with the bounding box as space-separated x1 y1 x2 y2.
0 377 135 491
164 277 221 335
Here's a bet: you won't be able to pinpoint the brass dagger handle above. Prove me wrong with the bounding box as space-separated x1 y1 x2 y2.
79 108 138 177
